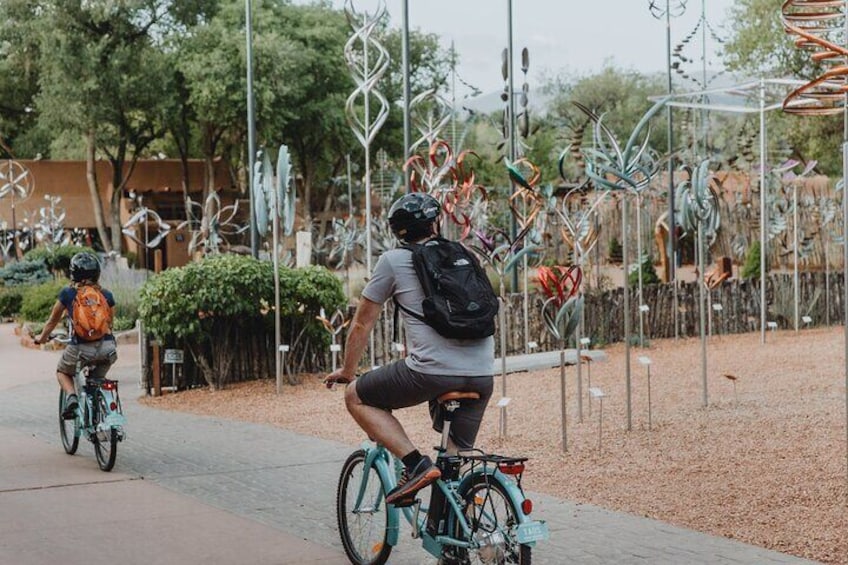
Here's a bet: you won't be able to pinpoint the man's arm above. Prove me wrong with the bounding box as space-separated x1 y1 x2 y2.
324 297 383 387
35 301 66 344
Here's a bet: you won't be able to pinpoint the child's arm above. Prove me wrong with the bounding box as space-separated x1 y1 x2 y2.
35 301 66 344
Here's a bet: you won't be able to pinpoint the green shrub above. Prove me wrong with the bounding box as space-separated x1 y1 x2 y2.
24 245 96 278
627 254 660 287
0 259 52 286
139 255 345 388
0 288 23 318
112 316 136 332
741 241 766 279
19 279 68 322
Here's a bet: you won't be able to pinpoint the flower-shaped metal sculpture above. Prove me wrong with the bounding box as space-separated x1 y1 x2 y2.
178 191 248 256
538 265 584 343
574 101 666 194
122 205 172 249
405 140 488 240
33 195 69 248
0 160 34 203
470 227 539 295
648 0 688 19
326 216 363 270
506 158 547 238
317 307 351 372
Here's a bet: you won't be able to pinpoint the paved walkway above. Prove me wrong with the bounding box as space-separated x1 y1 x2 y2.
0 324 819 564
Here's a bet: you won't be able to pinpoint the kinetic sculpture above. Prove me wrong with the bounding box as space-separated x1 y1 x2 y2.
0 160 34 259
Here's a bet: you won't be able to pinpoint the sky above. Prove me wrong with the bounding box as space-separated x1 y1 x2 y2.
299 0 738 95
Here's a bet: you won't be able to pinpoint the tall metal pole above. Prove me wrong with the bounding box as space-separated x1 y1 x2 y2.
842 6 848 485
245 0 258 258
665 0 678 339
401 0 411 192
793 182 799 332
759 79 767 344
623 197 632 431
507 0 518 292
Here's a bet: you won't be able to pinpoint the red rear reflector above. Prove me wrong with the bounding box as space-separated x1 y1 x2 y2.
102 381 118 390
521 499 533 515
110 402 117 411
498 463 525 475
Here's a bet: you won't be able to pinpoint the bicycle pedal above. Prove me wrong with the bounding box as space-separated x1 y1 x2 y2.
390 496 418 508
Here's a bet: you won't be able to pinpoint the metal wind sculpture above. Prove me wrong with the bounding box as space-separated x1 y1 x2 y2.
409 89 452 154
551 174 608 424
178 192 248 256
33 195 69 248
405 140 489 240
675 159 721 407
470 158 542 438
571 98 667 431
781 0 848 487
317 308 350 373
538 265 584 452
344 0 390 279
253 145 293 394
122 205 172 250
0 160 34 260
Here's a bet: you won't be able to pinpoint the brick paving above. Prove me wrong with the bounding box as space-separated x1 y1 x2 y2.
0 324 819 564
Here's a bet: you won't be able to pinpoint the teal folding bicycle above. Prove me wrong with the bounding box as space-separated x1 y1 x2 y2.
55 336 126 472
336 391 548 564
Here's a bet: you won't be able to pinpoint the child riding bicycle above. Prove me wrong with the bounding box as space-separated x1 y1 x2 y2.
34 252 117 419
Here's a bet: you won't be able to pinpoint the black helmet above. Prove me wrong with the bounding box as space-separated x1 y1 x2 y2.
388 192 440 242
69 252 101 283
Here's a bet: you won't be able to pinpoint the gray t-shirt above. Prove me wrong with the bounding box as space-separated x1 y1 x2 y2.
361 248 495 376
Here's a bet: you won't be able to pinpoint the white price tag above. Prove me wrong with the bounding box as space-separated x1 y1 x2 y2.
527 341 538 350
589 387 605 398
330 344 342 352
802 316 812 324
638 356 652 366
393 343 406 352
767 321 778 330
278 344 290 353
639 304 649 313
580 337 591 346
712 304 723 312
497 397 511 407
164 349 184 364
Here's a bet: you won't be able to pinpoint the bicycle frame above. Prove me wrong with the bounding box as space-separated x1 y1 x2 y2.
353 441 545 559
72 365 126 441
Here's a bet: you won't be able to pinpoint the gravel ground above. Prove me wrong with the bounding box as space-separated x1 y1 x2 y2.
142 326 848 564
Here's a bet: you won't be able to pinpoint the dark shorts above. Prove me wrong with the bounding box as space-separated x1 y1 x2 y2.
355 359 493 449
57 339 118 378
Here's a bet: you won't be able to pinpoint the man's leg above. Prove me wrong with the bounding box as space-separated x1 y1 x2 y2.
345 380 416 459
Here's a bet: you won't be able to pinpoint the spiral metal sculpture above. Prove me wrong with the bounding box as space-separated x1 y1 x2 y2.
409 89 452 154
648 0 688 19
122 205 172 249
33 195 69 248
782 0 848 115
344 0 390 277
675 160 721 242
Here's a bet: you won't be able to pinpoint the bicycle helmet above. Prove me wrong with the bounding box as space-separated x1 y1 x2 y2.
388 192 441 242
69 252 101 283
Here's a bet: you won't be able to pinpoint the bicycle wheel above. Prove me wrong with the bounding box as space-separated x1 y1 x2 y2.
336 449 392 565
92 392 117 472
452 476 531 565
58 391 79 455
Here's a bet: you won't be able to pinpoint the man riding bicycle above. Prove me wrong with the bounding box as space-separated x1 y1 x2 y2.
34 252 117 419
325 193 494 505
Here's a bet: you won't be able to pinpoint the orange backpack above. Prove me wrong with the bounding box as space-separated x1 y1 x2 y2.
71 285 112 341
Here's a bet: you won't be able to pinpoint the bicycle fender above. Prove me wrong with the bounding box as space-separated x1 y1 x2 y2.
361 444 402 547
457 467 532 525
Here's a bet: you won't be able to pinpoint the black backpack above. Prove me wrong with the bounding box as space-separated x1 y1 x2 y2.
395 237 499 340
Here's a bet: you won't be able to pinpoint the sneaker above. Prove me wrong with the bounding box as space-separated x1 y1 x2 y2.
386 456 440 505
62 394 78 420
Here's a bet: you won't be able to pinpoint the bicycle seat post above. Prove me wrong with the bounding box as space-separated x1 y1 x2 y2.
435 391 481 455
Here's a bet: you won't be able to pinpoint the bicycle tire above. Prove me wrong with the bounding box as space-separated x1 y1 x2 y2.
336 449 393 565
58 390 79 455
450 475 531 565
92 392 117 472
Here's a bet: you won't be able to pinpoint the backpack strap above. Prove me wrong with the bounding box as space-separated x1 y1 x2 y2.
393 243 428 327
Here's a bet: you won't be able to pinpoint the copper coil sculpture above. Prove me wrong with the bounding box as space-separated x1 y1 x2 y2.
781 0 848 115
